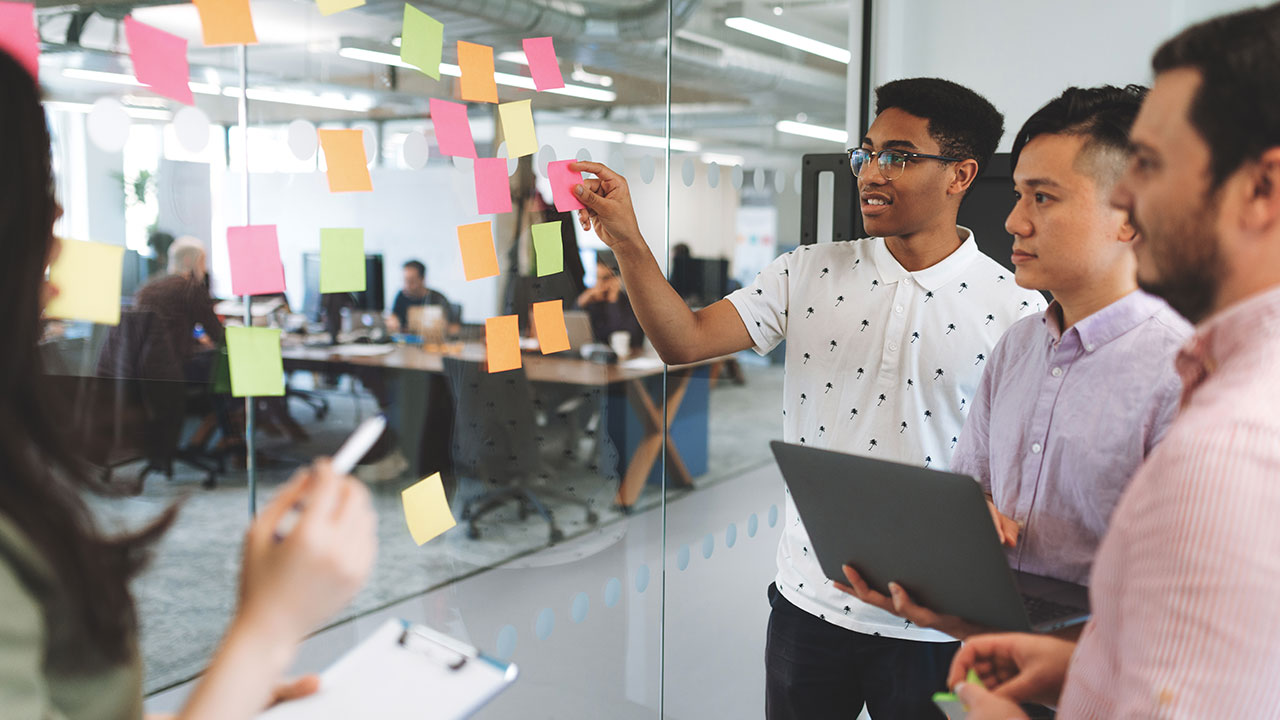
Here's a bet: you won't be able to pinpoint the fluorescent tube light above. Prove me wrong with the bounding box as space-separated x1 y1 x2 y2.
724 17 851 63
700 152 745 166
775 119 848 144
569 126 625 143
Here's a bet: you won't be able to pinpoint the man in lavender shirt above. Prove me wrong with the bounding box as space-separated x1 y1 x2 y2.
835 85 1191 638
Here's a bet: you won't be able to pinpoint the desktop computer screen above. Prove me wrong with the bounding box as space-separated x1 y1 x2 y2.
302 253 386 321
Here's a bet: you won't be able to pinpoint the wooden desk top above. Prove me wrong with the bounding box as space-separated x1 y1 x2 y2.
281 342 722 386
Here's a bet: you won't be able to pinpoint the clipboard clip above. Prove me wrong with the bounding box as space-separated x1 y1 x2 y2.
396 622 475 671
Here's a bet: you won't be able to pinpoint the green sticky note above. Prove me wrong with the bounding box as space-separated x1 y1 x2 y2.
968 668 982 687
400 4 443 79
531 220 563 277
320 228 366 293
225 327 285 397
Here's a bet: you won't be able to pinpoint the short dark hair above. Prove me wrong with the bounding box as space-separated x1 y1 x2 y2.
1152 2 1280 187
1010 85 1148 189
403 260 426 277
874 77 1004 180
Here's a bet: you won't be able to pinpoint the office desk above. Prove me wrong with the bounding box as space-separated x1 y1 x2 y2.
281 343 721 508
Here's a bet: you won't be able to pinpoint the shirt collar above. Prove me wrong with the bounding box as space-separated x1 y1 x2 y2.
1177 284 1280 396
1040 290 1167 352
872 226 981 292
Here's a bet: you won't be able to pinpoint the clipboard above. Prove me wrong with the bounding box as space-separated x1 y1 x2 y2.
258 619 518 720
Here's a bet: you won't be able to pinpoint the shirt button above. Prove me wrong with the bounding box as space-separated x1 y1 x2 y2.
894 305 904 314
903 277 913 286
1085 344 1096 352
1051 367 1063 377
888 342 898 352
1031 442 1043 454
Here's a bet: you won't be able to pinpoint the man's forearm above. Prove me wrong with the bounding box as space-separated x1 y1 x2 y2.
613 239 701 364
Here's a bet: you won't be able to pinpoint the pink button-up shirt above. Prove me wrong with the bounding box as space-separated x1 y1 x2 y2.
1060 285 1280 718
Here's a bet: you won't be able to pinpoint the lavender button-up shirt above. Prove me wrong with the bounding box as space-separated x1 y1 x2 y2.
951 290 1191 584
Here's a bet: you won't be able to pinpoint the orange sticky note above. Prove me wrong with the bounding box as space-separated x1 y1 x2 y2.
485 315 521 373
193 0 257 46
318 129 373 193
457 41 498 104
533 300 571 354
457 222 499 281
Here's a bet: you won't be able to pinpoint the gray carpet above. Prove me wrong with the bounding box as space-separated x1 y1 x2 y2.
97 358 785 693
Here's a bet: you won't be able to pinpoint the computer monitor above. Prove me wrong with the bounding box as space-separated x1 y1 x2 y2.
669 256 730 307
302 253 386 321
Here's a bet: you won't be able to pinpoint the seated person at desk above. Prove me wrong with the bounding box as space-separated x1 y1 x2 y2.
132 236 224 378
576 255 644 353
387 260 459 334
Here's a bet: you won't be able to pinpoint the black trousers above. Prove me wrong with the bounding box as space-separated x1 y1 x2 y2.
765 583 960 720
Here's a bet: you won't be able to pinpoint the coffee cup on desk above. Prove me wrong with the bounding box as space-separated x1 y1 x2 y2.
610 331 631 360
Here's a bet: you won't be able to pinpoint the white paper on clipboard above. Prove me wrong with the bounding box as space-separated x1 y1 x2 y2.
258 619 518 720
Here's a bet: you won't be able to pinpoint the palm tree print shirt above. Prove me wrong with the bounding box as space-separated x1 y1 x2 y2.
725 229 1045 641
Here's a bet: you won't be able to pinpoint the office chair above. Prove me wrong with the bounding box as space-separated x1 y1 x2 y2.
92 310 221 490
443 357 598 543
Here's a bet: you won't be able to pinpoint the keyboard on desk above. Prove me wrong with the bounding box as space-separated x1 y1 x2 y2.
1021 594 1086 626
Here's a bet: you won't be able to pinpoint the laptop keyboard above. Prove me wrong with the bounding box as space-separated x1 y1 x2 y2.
1021 594 1083 626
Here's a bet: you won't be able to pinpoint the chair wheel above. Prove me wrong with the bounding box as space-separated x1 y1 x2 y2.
586 512 599 524
460 506 472 520
518 504 530 521
549 527 564 543
467 524 480 540
202 474 217 490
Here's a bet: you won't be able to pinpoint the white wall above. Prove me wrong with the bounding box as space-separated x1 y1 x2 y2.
865 0 1257 150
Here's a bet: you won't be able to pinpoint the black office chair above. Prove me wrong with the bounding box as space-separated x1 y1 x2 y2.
91 310 221 490
443 357 598 542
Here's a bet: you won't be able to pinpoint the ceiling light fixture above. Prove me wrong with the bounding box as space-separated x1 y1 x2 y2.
62 68 372 112
724 17 851 63
567 126 701 153
700 152 746 166
775 119 848 144
339 46 616 102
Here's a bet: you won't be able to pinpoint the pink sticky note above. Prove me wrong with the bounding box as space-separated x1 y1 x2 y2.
0 4 39 81
522 37 564 91
429 98 477 159
124 17 193 105
226 225 286 296
547 160 585 212
474 158 512 215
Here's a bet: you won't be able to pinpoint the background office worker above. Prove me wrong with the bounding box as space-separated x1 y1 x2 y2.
947 4 1280 717
572 78 1044 718
0 49 376 720
836 86 1191 641
387 259 458 333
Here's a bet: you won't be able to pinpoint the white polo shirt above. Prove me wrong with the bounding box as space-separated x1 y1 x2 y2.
726 229 1045 641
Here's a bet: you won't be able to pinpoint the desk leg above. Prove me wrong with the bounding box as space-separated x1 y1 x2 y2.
614 367 697 509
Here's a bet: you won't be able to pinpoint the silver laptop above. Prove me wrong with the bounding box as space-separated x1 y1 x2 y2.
770 440 1089 633
563 310 595 349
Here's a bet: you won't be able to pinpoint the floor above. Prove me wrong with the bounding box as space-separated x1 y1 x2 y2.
116 357 791 715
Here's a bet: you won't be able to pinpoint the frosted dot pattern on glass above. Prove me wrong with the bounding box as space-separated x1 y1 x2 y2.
640 154 657 185
677 544 690 571
635 564 650 593
604 577 622 607
576 147 591 162
731 164 744 190
748 513 759 537
571 592 589 623
88 98 130 153
286 119 317 161
496 625 517 660
702 533 715 559
774 168 787 194
753 167 766 192
535 608 555 640
173 106 210 153
726 522 738 548
681 157 695 187
402 131 430 170
707 162 720 189
537 144 557 178
769 504 779 527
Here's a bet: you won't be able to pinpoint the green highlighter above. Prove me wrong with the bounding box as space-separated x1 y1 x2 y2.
932 669 983 719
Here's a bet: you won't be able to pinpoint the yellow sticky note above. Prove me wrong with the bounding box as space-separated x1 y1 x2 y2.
457 221 499 281
457 41 498 104
193 0 257 46
497 100 537 158
485 315 522 373
315 0 364 16
225 327 285 397
533 300 571 354
45 238 124 326
401 472 456 545
318 129 373 193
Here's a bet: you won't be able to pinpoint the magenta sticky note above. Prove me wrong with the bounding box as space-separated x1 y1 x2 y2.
227 225 286 296
124 17 193 105
474 158 512 215
548 160 585 212
522 37 564 91
0 4 39 81
429 98 477 159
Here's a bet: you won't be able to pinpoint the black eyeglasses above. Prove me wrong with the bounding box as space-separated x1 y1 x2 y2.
847 147 965 180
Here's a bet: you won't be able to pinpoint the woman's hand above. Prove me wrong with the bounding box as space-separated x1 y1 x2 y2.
947 632 1076 708
236 460 377 644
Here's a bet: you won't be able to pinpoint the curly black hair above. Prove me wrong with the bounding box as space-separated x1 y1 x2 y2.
1152 2 1280 189
873 77 1004 181
1010 85 1148 187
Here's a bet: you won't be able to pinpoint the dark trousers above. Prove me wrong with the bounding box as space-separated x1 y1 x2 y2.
765 583 959 720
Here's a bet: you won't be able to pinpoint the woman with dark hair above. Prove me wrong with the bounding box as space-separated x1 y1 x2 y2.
0 50 376 719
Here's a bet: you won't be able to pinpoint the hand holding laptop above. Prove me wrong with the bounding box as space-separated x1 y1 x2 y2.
834 564 996 640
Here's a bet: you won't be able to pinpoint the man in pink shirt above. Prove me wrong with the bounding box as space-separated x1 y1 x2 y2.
946 3 1280 717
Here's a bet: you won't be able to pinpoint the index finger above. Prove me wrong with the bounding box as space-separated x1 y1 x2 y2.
947 641 982 687
569 160 621 181
296 458 345 528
